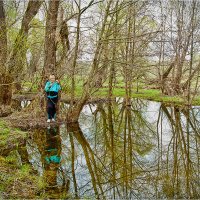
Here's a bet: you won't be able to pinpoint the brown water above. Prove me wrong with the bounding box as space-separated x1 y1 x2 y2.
20 98 200 199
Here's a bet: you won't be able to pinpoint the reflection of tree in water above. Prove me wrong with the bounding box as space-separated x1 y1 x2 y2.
66 99 199 199
157 104 200 198
31 126 69 199
93 98 156 199
24 99 200 199
66 98 156 199
67 122 105 199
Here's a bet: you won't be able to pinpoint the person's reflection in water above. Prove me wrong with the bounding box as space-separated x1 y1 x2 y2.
43 125 69 199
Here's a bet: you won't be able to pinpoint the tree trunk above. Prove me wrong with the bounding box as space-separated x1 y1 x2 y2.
42 0 60 82
108 1 118 98
70 1 81 108
40 0 60 117
0 1 12 106
8 0 44 92
0 0 7 71
0 74 13 105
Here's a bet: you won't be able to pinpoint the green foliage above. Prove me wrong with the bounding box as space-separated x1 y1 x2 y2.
5 151 19 165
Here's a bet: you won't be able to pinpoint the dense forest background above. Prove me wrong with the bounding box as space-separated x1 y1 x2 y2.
1 0 200 121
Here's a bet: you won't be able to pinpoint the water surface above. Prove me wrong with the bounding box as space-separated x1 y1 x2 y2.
19 98 200 199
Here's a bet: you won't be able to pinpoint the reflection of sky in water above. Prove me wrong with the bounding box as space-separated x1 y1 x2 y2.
147 102 173 144
61 137 91 194
26 138 43 176
26 99 200 198
79 104 97 138
21 100 31 108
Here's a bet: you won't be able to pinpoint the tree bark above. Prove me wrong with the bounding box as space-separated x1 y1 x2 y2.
1 0 43 107
0 1 13 106
0 0 7 72
70 0 81 108
108 0 118 98
8 0 44 77
42 0 60 82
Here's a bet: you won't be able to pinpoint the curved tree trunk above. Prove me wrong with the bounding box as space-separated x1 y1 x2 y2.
0 0 43 109
8 0 44 93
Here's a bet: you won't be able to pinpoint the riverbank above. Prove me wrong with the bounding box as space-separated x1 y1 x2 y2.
56 82 200 106
78 86 199 105
2 85 199 130
19 86 200 106
22 79 200 106
0 120 45 199
110 88 200 106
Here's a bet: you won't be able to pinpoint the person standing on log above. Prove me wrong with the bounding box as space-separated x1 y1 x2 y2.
44 74 61 122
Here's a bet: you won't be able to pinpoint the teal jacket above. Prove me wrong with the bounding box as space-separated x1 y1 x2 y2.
45 154 61 164
44 81 61 98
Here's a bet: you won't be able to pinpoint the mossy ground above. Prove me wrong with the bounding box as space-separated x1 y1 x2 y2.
0 120 26 147
0 155 46 199
0 120 46 199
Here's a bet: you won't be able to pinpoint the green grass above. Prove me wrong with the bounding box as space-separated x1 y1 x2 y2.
23 78 200 105
0 120 46 198
79 86 200 105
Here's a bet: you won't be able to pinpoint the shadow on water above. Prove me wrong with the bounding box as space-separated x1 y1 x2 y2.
14 98 200 199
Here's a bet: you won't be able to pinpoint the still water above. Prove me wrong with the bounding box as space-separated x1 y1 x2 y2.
20 98 200 199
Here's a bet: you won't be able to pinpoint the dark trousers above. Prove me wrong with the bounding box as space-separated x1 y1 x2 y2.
47 98 58 119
